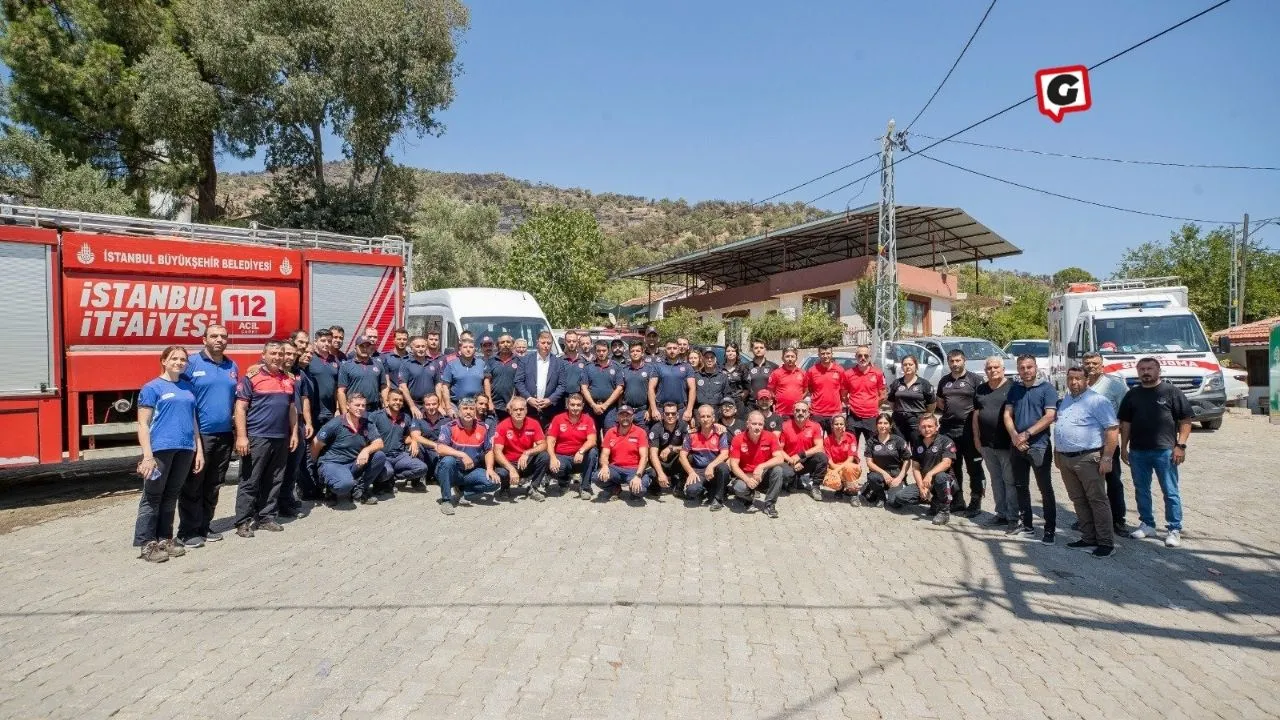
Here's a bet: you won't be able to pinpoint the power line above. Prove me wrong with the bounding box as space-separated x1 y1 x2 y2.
904 0 998 132
911 133 1280 171
747 152 877 208
918 152 1236 224
804 0 1236 206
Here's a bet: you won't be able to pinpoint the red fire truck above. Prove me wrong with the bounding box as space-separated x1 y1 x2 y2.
0 204 410 467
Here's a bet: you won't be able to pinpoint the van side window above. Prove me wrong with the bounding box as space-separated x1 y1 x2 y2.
445 323 459 350
1081 320 1093 352
407 314 443 338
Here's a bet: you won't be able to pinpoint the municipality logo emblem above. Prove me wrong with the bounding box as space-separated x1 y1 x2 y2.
279 258 293 276
76 244 95 264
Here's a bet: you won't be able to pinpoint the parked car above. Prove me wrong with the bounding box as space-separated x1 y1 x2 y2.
1005 338 1050 369
883 336 1020 386
800 352 860 372
1223 367 1249 405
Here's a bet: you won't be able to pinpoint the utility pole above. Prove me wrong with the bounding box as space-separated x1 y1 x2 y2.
1229 224 1238 328
873 119 902 358
1238 213 1249 326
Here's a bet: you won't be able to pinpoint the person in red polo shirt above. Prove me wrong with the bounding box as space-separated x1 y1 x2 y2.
492 396 550 502
843 344 887 449
766 347 805 418
547 393 599 499
777 400 829 501
805 345 846 432
729 410 788 518
596 404 650 500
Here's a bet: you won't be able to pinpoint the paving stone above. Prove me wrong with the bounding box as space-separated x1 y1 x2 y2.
0 416 1277 718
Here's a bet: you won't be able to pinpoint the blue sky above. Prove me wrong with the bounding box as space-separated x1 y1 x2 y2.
229 0 1280 277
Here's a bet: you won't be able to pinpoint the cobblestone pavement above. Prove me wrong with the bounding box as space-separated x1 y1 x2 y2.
1 415 1278 720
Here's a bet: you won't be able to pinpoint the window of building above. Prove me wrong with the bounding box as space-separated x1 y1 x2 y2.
905 296 930 335
802 291 839 318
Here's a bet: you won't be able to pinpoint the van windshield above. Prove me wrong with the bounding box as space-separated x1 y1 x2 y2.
462 316 552 348
1093 315 1210 355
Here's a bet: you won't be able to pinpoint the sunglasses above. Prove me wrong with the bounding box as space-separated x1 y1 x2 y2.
856 354 870 359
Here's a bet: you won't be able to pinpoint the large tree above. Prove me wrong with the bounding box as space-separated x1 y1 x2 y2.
1115 223 1280 332
411 194 505 290
196 0 467 232
1052 266 1096 287
0 0 171 211
0 127 133 213
2 0 467 224
492 207 608 327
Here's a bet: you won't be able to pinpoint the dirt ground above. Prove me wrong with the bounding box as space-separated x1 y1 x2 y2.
0 473 143 535
0 457 235 535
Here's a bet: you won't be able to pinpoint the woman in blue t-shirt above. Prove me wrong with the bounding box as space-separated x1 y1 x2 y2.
134 346 204 563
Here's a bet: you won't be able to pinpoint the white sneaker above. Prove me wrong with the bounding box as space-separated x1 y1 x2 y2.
1164 530 1182 548
1130 523 1158 539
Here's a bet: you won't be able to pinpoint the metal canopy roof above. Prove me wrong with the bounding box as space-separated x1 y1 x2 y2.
621 204 1021 288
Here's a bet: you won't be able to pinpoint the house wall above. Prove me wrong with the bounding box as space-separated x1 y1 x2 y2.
666 257 957 344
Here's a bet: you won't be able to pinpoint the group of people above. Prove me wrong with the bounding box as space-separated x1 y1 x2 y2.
131 324 1194 565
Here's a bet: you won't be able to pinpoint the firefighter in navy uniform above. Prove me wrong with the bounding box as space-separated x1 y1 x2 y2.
483 334 521 421
307 329 342 425
381 328 411 380
648 340 696 426
397 336 441 419
233 341 299 537
642 328 663 364
368 389 430 493
337 336 389 413
581 340 624 431
617 342 655 428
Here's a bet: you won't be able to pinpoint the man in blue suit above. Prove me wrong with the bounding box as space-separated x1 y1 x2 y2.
516 331 567 430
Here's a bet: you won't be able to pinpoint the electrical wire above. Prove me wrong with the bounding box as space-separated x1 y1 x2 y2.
918 152 1236 224
746 152 878 208
904 0 998 132
803 0 1237 206
911 133 1280 171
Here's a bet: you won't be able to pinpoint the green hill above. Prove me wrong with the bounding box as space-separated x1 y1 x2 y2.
219 162 826 292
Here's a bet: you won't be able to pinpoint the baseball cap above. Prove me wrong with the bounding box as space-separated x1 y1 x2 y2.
756 389 774 400
481 335 494 345
355 336 374 345
701 348 716 357
719 397 737 406
645 327 658 335
616 403 636 415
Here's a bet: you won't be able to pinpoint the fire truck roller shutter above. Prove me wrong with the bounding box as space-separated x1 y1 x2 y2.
307 262 402 354
0 241 55 394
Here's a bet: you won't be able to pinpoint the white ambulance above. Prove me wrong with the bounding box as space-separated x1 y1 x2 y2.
1047 277 1227 430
